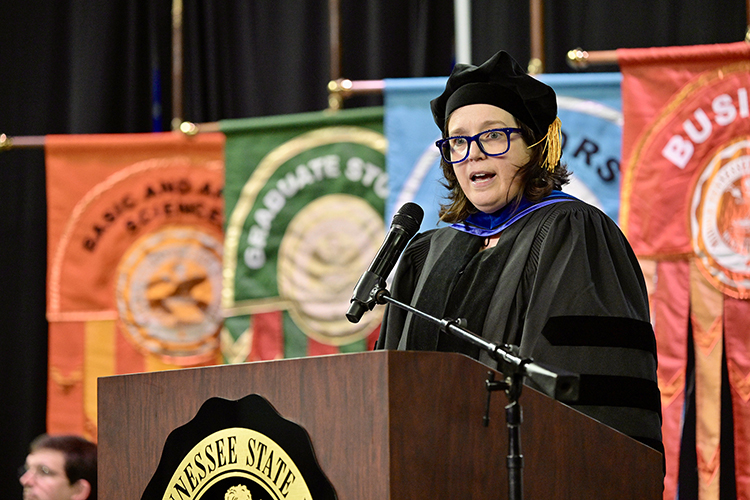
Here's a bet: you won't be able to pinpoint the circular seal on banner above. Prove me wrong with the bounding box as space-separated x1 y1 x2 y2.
691 137 750 298
116 225 223 364
277 194 385 345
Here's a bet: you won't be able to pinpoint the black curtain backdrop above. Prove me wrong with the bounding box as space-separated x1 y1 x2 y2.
0 0 746 497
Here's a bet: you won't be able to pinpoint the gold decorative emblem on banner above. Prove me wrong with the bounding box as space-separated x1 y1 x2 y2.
116 225 223 364
277 194 385 344
691 138 750 298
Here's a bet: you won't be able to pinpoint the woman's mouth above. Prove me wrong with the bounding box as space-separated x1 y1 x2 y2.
471 172 495 183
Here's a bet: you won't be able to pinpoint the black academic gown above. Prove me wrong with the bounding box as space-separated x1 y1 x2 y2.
376 199 663 453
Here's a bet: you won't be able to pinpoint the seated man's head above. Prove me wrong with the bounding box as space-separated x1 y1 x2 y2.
20 434 97 500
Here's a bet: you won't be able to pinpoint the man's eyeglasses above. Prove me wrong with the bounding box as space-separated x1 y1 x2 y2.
435 128 522 164
18 464 60 480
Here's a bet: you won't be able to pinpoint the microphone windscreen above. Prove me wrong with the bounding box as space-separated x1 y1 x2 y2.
391 202 423 237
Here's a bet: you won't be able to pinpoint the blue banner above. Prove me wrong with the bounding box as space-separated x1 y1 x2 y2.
383 73 623 229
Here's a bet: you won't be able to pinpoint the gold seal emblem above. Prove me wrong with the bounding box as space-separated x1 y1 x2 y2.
225 485 252 500
116 225 223 363
158 427 313 500
277 194 386 344
691 137 750 298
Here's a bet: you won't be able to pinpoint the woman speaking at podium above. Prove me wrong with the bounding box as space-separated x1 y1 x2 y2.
375 50 663 454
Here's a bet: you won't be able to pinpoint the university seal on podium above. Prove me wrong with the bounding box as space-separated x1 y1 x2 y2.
141 394 337 500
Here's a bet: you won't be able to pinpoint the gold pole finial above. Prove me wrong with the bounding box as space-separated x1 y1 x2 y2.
0 134 11 151
527 58 544 75
566 48 589 69
327 79 353 94
327 94 343 112
327 79 352 111
178 121 199 136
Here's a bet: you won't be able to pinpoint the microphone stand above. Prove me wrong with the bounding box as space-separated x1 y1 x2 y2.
372 288 579 500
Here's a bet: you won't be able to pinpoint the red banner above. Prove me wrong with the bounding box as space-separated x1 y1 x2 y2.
619 42 750 500
45 132 225 438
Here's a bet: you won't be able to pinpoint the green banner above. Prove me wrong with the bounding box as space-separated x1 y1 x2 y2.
220 108 386 361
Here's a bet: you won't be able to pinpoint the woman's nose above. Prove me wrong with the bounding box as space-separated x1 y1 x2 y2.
466 139 485 160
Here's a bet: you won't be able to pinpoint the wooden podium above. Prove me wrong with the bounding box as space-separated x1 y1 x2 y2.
98 350 663 499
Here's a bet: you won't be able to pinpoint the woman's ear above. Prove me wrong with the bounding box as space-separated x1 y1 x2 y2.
71 478 92 500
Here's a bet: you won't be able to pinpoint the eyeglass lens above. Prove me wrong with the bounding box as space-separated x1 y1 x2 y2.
18 464 59 479
441 129 512 163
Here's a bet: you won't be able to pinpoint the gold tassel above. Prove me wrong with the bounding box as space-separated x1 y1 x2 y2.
544 117 562 172
528 117 562 172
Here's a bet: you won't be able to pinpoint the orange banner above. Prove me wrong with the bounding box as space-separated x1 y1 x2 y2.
620 42 750 500
45 132 225 438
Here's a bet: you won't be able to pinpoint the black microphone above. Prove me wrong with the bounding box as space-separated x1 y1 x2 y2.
346 202 424 323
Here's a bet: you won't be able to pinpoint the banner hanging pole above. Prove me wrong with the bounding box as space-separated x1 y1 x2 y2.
329 0 341 81
328 0 344 110
568 26 750 69
528 0 544 74
566 48 618 69
454 0 471 64
326 79 384 111
0 134 45 150
171 0 184 131
0 122 222 152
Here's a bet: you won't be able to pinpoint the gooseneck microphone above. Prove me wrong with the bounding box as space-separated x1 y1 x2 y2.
346 202 424 323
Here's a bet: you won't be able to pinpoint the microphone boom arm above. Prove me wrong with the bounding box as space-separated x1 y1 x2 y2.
374 288 579 403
